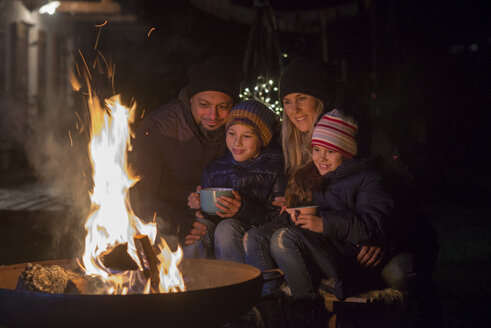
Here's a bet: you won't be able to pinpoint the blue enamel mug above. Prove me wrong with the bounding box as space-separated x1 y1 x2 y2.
199 188 235 214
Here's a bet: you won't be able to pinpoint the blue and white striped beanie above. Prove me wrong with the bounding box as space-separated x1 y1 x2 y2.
311 110 358 159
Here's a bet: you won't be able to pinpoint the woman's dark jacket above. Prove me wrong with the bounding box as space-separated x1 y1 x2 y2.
200 139 287 227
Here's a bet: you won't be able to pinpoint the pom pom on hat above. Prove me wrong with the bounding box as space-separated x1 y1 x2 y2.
186 57 244 100
311 110 358 159
226 100 279 147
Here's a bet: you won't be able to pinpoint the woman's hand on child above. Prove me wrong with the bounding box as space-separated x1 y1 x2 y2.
272 196 286 207
356 245 384 267
215 191 242 218
187 185 201 209
294 214 324 233
272 196 287 214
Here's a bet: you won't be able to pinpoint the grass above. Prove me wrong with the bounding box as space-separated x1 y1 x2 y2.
425 205 491 328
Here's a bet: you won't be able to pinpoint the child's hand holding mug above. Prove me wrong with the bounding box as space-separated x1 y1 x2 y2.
285 206 323 233
198 188 240 218
216 190 242 218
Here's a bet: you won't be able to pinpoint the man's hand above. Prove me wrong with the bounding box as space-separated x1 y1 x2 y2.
195 210 204 219
184 220 207 246
357 245 384 267
216 190 242 218
187 185 201 209
294 214 324 233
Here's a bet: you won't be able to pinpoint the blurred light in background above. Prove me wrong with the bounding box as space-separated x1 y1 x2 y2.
39 1 60 15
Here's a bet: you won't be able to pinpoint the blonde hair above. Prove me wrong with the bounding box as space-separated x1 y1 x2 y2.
281 98 324 174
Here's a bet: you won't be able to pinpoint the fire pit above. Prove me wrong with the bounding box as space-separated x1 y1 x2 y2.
0 258 263 327
0 59 269 327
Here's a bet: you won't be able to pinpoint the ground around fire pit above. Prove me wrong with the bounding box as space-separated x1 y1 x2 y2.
426 205 491 328
0 169 85 266
0 173 490 327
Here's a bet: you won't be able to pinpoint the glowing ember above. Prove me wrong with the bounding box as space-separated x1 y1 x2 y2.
79 91 185 294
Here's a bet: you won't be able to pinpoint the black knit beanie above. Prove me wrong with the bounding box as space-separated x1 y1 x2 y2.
279 57 340 110
186 57 244 100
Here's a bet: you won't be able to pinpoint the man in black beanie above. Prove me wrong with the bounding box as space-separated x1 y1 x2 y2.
128 57 243 256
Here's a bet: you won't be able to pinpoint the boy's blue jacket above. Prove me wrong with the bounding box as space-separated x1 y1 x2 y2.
200 139 287 226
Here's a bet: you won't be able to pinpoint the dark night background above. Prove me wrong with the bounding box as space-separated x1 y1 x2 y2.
0 0 490 327
107 0 491 207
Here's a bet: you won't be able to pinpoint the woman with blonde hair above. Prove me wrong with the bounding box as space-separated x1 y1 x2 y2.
278 57 343 175
243 58 351 327
280 96 324 174
243 58 383 327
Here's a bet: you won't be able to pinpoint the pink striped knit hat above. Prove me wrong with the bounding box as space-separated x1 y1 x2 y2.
311 110 358 159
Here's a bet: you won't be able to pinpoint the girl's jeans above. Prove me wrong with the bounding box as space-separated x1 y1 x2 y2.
270 227 417 299
270 227 318 300
244 222 289 296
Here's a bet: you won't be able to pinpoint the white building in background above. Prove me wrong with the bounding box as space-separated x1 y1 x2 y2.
0 0 133 170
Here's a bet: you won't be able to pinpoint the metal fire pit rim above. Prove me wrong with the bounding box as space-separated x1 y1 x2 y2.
0 258 263 296
0 258 264 327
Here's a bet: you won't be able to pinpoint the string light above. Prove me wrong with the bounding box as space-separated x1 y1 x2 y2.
240 75 282 117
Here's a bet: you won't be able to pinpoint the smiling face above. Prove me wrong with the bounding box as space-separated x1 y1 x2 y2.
190 91 233 131
282 93 321 133
226 124 261 162
312 145 344 175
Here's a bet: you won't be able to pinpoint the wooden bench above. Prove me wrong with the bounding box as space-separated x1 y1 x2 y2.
319 279 411 328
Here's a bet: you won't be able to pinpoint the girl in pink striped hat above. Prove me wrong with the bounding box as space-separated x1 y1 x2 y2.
268 110 397 325
310 109 358 175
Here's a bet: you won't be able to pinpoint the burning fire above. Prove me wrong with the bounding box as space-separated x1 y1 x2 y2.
79 91 185 294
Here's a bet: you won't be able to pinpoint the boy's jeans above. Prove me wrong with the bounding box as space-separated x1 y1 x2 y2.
215 219 250 263
244 222 289 296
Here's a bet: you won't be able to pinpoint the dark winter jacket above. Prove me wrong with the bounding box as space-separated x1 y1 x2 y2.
200 139 287 226
314 157 394 249
128 89 227 237
292 157 395 299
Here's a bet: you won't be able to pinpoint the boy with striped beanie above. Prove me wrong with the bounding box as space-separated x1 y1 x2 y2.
187 99 286 271
225 99 279 148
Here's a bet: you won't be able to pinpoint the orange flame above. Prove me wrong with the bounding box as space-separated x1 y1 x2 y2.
79 91 185 294
95 20 108 28
147 27 156 37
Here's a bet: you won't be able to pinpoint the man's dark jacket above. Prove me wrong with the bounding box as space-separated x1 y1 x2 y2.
129 89 227 236
200 139 287 226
